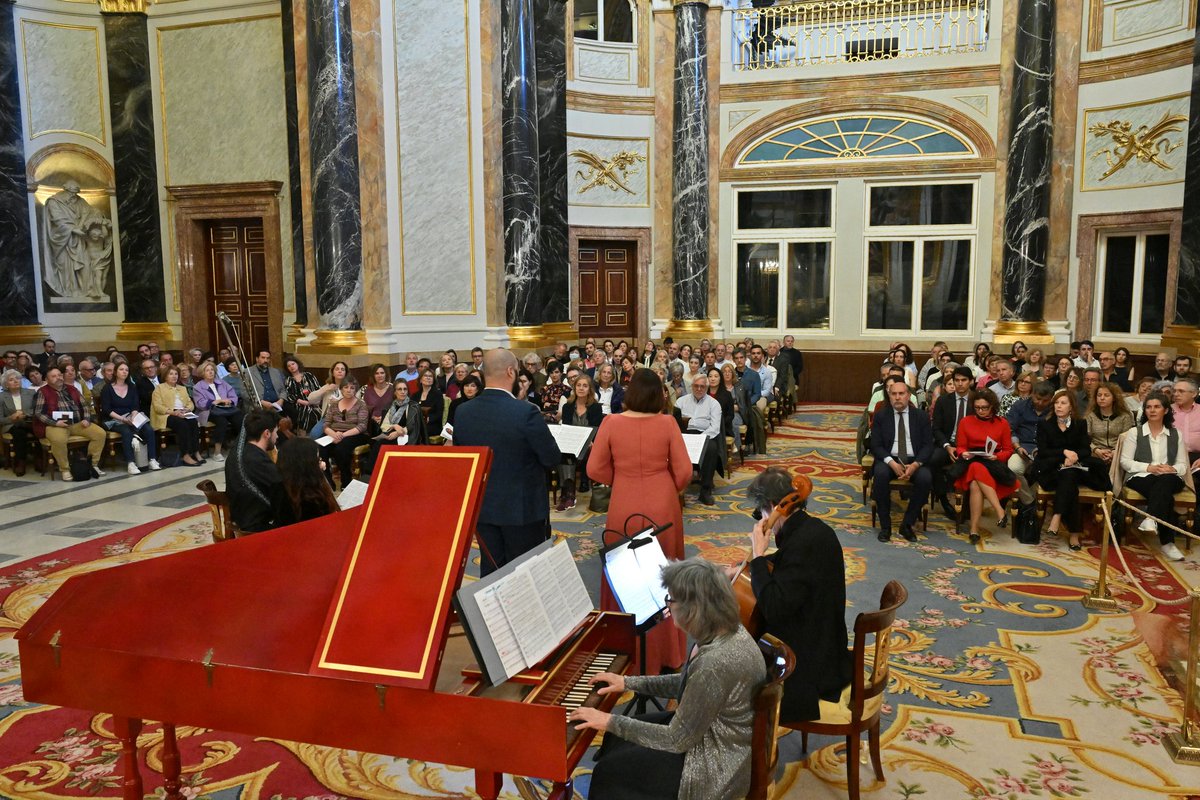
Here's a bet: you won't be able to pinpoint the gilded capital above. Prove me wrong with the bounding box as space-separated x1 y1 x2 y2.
98 0 150 13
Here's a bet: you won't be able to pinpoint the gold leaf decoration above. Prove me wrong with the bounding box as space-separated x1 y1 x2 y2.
1088 112 1187 181
569 150 646 195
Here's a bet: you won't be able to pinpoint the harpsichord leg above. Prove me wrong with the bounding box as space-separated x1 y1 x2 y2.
112 716 144 800
161 723 183 799
475 769 502 800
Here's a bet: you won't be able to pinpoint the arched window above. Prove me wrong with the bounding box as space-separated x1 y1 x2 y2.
739 114 975 164
574 0 635 44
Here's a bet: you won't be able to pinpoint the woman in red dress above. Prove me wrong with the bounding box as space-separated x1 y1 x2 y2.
588 368 692 674
953 388 1017 544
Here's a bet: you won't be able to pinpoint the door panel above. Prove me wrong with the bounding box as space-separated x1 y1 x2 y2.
577 239 636 339
206 220 268 358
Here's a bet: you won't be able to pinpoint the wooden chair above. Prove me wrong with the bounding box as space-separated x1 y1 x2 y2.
861 454 930 531
1032 485 1106 541
1110 436 1196 550
429 396 452 445
782 580 908 800
196 479 237 542
38 435 93 479
746 633 796 800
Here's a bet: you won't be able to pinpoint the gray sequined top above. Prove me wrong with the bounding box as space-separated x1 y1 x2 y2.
606 626 766 800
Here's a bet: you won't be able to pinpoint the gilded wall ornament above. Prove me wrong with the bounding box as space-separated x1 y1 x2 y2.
97 0 151 13
1088 112 1187 181
569 149 647 195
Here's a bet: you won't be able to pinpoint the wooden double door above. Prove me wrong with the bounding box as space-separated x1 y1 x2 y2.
205 220 269 358
577 239 636 339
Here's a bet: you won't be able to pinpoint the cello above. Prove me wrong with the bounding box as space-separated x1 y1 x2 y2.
731 473 813 638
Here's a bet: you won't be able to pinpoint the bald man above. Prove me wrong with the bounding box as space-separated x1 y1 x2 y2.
453 348 560 575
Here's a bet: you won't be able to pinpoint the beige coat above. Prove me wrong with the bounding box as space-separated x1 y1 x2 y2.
151 384 194 430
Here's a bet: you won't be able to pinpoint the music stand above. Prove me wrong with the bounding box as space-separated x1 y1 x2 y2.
600 520 672 713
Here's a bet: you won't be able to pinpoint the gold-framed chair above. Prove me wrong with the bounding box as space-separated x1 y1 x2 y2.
746 633 795 800
196 479 238 542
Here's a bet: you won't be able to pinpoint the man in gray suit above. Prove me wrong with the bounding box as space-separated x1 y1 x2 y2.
454 348 560 576
245 349 287 411
1 369 38 476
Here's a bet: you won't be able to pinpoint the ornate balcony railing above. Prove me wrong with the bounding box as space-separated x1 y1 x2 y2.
730 0 989 71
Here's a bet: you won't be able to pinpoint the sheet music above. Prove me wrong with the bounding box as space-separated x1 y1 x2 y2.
337 479 371 510
681 432 707 466
313 434 335 447
603 530 669 626
548 424 594 458
129 411 149 429
965 436 998 458
496 569 558 666
473 583 526 678
527 541 593 640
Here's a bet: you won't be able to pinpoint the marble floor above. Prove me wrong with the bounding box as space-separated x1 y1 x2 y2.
0 459 222 566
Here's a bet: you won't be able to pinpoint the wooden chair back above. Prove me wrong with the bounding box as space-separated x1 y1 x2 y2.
747 633 796 800
196 479 236 543
849 579 908 719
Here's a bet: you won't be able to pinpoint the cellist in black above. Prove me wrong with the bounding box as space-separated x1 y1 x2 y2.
744 467 852 722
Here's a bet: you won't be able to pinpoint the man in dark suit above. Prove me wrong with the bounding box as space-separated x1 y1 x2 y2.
134 358 160 416
870 380 934 542
929 366 975 517
453 348 560 576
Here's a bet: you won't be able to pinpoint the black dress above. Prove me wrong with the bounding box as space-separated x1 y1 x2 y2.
1030 418 1111 528
749 509 852 722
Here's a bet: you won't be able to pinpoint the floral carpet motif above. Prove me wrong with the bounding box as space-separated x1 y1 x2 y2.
0 405 1197 799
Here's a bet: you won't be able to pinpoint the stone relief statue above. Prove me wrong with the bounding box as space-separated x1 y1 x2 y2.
43 179 113 302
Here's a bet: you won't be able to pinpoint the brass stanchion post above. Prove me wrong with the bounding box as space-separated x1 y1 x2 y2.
1165 591 1200 764
1083 491 1120 611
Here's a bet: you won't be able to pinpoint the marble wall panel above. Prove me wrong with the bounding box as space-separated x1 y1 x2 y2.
350 0 388 329
156 16 294 303
280 0 307 324
535 0 568 323
566 134 649 207
575 43 634 83
1106 0 1189 45
20 21 105 143
0 2 38 326
394 0 475 314
1080 93 1189 190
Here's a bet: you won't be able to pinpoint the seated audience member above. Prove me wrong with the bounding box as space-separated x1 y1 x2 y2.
676 373 724 506
1112 347 1135 388
307 361 349 438
708 366 734 444
540 362 567 422
732 348 766 455
177 363 194 399
1128 376 1155 417
1086 382 1134 466
1048 355 1072 389
365 380 428 476
1064 367 1088 413
964 342 991 377
416 368 446 429
435 351 457 390
222 358 249 406
952 389 1017 544
282 355 323 433
990 359 1017 401
447 374 482 428
152 365 205 466
1120 391 1189 561
595 363 624 415
361 363 395 435
273 436 340 527
445 362 471 400
887 348 918 389
745 467 851 723
245 349 287 412
667 362 687 402
1006 380 1055 513
573 558 766 800
1098 351 1131 392
1 369 36 475
393 352 421 389
1030 390 1111 551
193 362 243 462
1010 340 1028 373
226 409 282 533
555 374 604 510
929 366 975 517
320 377 370 489
34 366 107 480
1025 348 1045 376
99 362 161 475
23 366 43 389
515 367 540 409
1074 340 1100 369
720 364 746 455
870 380 933 542
135 359 159 415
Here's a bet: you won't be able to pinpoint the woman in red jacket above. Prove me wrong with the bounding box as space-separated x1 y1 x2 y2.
953 388 1017 543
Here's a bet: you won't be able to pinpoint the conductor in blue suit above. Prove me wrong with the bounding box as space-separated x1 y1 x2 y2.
870 379 934 543
454 348 561 576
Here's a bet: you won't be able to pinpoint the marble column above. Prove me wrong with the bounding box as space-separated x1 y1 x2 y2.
671 1 710 322
998 0 1053 324
306 0 364 332
535 0 569 326
281 0 307 330
1171 24 1200 331
0 0 38 329
501 0 542 327
103 10 168 325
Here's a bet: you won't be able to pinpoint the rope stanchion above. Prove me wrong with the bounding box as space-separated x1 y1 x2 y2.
1164 591 1200 765
1083 492 1120 611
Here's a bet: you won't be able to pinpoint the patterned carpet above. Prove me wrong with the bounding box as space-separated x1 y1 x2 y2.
0 405 1197 799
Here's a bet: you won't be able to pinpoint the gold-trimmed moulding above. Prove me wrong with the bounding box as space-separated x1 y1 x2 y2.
0 325 51 347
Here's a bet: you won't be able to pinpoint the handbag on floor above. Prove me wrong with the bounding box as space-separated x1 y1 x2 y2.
68 452 94 482
589 484 611 513
1014 503 1040 544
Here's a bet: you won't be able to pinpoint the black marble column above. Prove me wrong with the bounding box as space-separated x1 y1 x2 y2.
1173 25 1200 327
280 0 307 327
103 12 167 323
501 0 542 327
0 0 37 326
998 0 1054 322
535 0 568 324
672 1 709 321
306 0 363 330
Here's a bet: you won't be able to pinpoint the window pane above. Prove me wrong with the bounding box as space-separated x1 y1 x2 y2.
866 240 914 329
737 189 832 229
736 243 780 328
604 0 634 42
574 0 598 39
920 239 971 330
1140 234 1169 334
868 184 973 226
1101 236 1136 333
786 241 830 329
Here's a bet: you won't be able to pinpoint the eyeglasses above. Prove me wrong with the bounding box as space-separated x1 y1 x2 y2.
664 595 675 604
973 404 991 411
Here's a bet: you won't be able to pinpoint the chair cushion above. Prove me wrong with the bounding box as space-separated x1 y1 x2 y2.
813 682 885 725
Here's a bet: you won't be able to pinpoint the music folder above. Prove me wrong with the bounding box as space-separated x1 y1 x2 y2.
600 527 669 631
